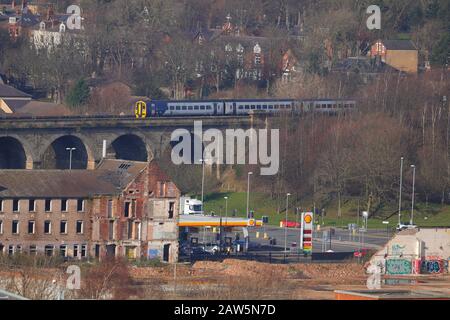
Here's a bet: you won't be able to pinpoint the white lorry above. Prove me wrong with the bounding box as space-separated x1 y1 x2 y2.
179 196 203 215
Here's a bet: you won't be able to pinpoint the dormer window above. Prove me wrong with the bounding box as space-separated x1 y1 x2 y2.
39 21 45 31
59 23 66 33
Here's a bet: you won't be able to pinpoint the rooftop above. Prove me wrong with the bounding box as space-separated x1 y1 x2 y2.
382 40 417 51
0 159 148 198
0 84 32 99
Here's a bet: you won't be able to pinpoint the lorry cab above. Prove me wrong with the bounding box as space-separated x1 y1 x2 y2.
180 196 203 215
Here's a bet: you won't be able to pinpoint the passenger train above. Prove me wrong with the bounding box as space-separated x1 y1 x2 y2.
147 98 357 117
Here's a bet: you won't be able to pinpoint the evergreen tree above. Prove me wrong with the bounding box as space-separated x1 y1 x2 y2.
66 79 90 109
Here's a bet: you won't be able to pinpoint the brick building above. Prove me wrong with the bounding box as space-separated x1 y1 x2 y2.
0 160 180 262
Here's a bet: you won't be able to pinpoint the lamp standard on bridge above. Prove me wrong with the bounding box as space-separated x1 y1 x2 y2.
66 148 76 170
246 172 253 219
284 193 291 257
410 165 416 226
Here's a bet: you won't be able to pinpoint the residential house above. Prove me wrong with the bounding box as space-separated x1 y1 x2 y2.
370 40 419 74
0 83 70 116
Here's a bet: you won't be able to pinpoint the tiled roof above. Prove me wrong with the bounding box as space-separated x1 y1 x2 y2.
0 160 149 198
0 84 32 99
382 40 417 51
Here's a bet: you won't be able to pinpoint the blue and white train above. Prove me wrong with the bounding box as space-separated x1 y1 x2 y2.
145 98 356 117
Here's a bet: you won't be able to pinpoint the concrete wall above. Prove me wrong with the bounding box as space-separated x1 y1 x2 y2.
369 228 450 275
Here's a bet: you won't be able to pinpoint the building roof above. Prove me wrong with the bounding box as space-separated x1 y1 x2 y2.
382 40 417 51
333 56 401 74
0 160 149 198
0 84 32 99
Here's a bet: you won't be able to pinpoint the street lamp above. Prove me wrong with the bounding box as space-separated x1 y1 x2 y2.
200 158 209 213
398 157 404 226
66 148 76 170
284 193 291 255
246 172 253 219
411 165 416 225
224 196 228 223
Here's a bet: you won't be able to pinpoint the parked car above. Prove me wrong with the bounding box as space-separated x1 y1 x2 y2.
354 248 369 258
396 223 418 232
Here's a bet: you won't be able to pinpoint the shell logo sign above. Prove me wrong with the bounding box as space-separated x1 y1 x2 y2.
301 212 314 254
304 214 312 224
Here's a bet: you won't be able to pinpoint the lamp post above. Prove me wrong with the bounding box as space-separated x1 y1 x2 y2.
284 193 291 256
200 158 209 213
246 172 253 219
66 148 76 170
398 157 404 226
411 165 416 226
224 196 228 224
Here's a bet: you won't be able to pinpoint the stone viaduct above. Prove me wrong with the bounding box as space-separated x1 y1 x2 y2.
0 115 265 170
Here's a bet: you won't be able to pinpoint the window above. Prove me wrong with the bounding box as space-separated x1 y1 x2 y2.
16 245 22 254
176 106 181 110
61 199 68 212
194 106 199 110
76 221 84 234
182 106 187 110
168 202 175 219
28 221 35 234
73 245 79 258
124 202 131 218
12 220 19 234
188 106 193 110
60 221 68 234
60 245 67 257
45 199 52 212
107 200 113 218
200 105 205 110
29 245 37 255
44 221 52 234
0 220 3 234
8 245 14 255
109 221 114 240
0 199 3 212
29 199 36 212
81 245 87 258
13 199 19 212
45 245 54 257
77 199 84 212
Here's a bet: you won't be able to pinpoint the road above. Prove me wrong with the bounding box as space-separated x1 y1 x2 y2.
185 226 391 253
248 226 391 253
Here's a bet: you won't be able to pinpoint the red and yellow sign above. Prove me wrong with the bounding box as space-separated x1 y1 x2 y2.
301 212 314 254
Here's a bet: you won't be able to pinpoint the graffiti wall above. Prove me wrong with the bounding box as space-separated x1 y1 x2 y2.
386 259 412 275
420 257 448 274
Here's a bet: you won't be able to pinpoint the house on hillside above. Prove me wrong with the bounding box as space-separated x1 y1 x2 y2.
370 40 419 74
0 83 70 116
